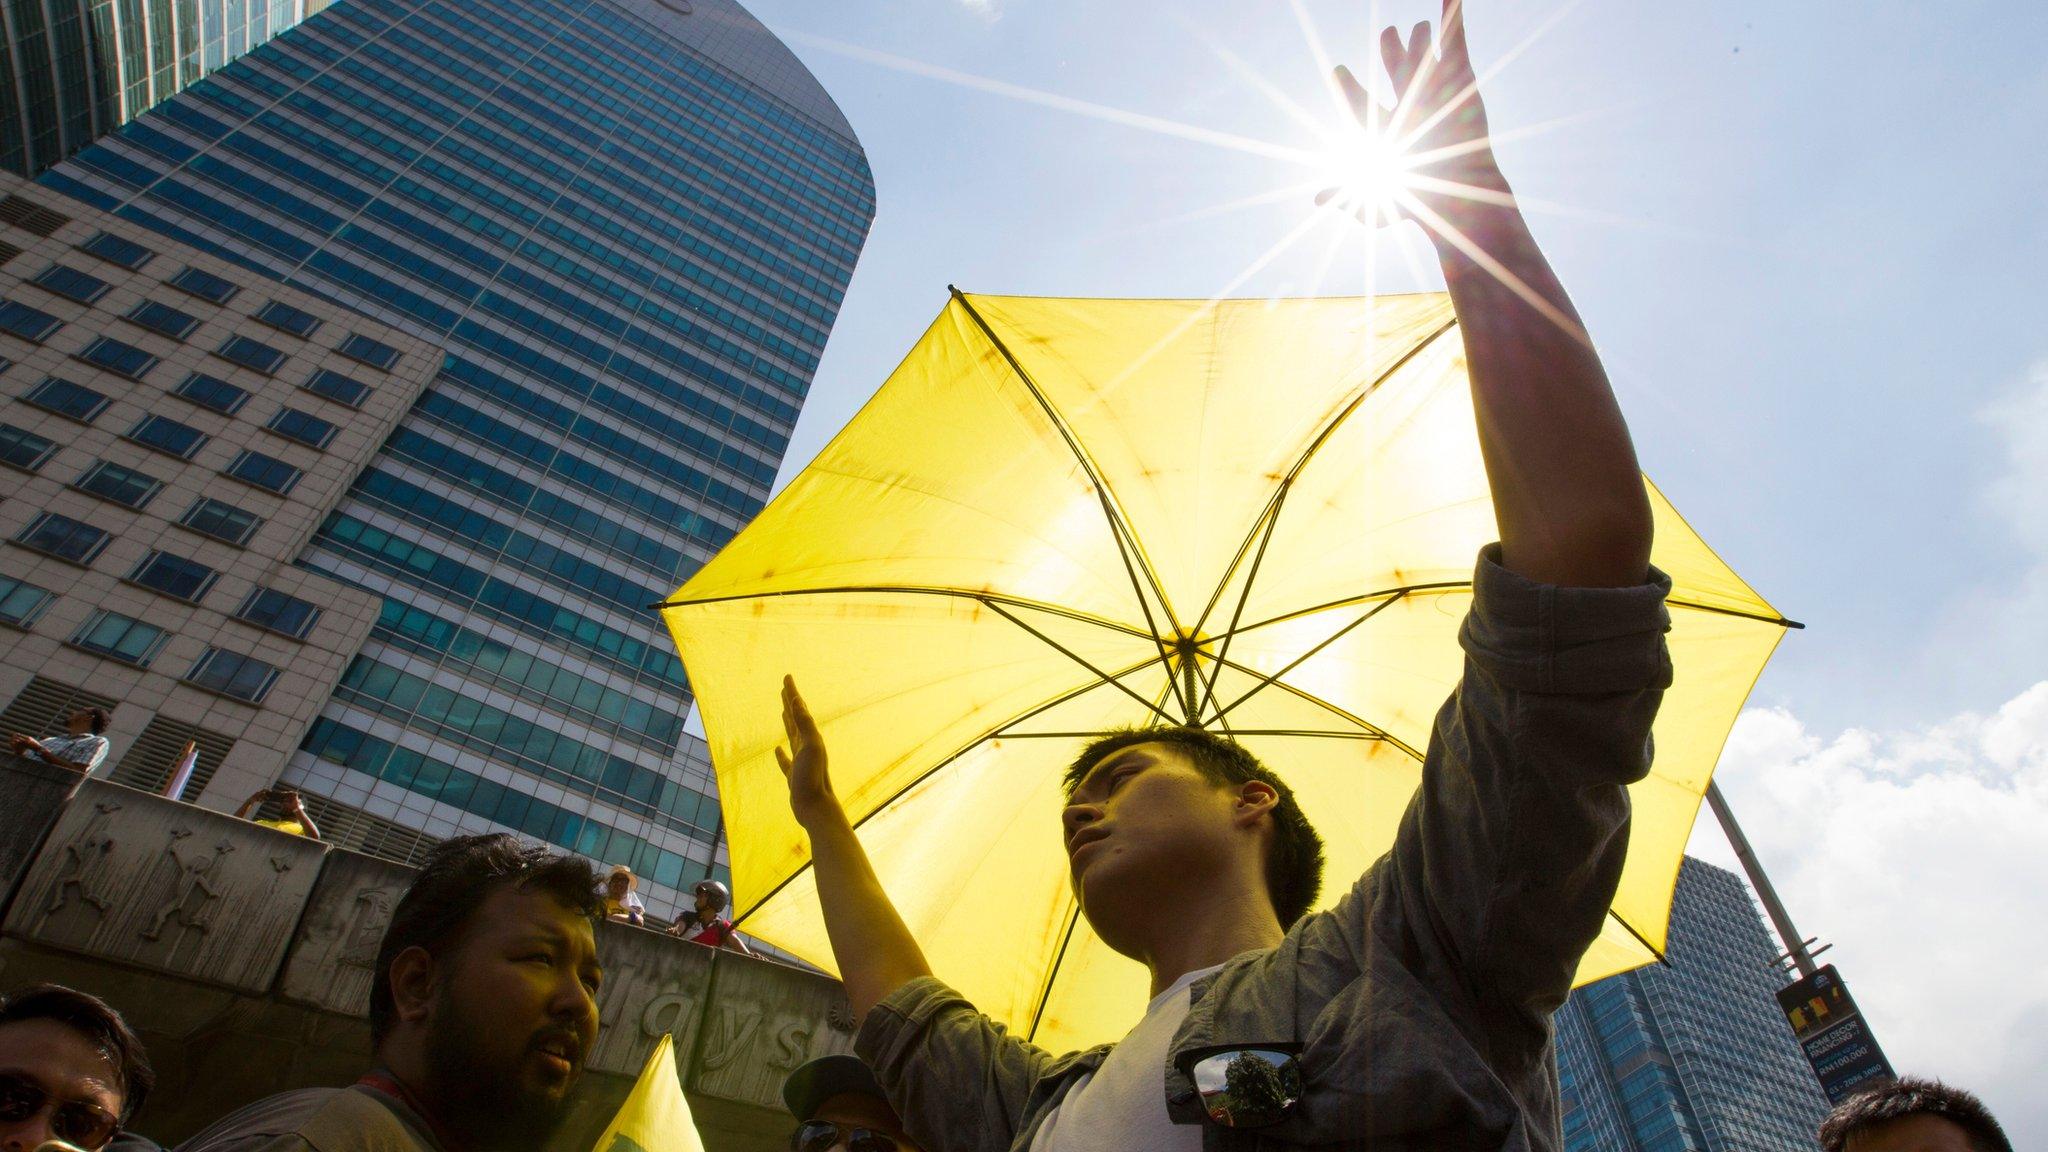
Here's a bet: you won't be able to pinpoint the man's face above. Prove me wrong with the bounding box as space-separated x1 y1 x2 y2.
1843 1114 1981 1152
695 889 715 917
0 1018 124 1151
419 885 600 1152
803 1092 924 1152
64 712 93 736
607 874 631 898
1061 743 1259 952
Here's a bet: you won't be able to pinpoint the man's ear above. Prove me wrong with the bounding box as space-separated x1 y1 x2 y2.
1233 780 1279 829
387 945 440 1026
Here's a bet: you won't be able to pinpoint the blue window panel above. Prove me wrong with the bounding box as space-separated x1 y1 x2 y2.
303 367 370 407
237 587 320 638
0 576 57 627
126 299 202 340
78 232 154 269
254 299 323 337
225 449 302 494
76 337 161 380
0 424 59 471
71 610 168 666
265 406 337 448
185 648 280 702
215 335 288 375
124 414 209 459
172 371 250 414
29 264 111 304
0 300 65 343
170 266 240 304
23 376 111 422
15 512 109 564
128 550 218 601
179 497 262 544
74 459 165 508
337 332 401 370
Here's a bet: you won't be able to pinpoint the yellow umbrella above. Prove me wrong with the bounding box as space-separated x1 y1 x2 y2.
660 290 1792 1052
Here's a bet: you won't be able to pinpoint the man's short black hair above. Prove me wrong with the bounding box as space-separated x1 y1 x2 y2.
1818 1077 2012 1152
1065 727 1326 928
76 707 110 735
0 983 155 1123
370 834 604 1043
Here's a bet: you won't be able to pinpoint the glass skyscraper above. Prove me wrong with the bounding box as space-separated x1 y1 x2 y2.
3 0 310 176
41 0 874 913
1555 857 1832 1152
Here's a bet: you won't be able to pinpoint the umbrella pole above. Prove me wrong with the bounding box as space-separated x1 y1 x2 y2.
1703 780 1819 978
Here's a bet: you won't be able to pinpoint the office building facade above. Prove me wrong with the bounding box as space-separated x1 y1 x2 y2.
1555 857 1832 1152
3 0 312 177
0 173 437 805
42 0 874 914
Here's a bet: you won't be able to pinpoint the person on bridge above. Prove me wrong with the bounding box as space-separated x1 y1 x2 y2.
0 983 157 1152
175 835 604 1152
770 3 1676 1149
668 879 753 956
10 707 114 777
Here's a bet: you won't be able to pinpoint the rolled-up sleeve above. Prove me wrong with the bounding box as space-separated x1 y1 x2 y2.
855 976 1059 1152
1393 545 1672 1033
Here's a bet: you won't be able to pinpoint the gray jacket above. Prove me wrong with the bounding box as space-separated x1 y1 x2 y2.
857 548 1674 1151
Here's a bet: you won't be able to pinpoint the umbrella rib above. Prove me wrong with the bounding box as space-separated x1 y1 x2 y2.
949 288 1188 715
1193 486 1291 724
1204 651 1426 761
1607 908 1669 965
1209 592 1410 727
654 584 1156 640
995 728 1386 740
1026 901 1086 1044
1224 582 1800 638
980 598 1179 724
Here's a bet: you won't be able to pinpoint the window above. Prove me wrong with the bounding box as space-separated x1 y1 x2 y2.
125 300 201 340
0 300 64 343
29 264 111 304
128 550 218 601
170 266 239 304
254 300 322 337
74 459 164 508
265 407 336 449
225 449 301 494
172 371 249 415
22 376 110 422
71 611 168 666
303 368 371 407
76 337 160 380
179 497 262 544
15 512 109 564
185 648 280 702
237 587 321 638
215 335 287 375
79 232 154 269
0 576 56 627
124 414 208 459
337 333 401 370
0 423 58 471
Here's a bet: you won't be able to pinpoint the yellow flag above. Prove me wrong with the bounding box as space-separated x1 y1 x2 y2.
589 1035 704 1152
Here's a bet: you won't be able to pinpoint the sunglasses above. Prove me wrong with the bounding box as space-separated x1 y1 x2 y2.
0 1071 121 1150
789 1119 900 1152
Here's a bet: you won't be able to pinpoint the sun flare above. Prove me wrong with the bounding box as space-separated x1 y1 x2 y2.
1311 122 1418 226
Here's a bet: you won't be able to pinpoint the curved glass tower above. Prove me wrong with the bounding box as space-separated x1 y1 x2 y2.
3 0 310 175
42 0 875 913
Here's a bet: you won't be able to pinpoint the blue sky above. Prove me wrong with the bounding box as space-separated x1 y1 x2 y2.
744 0 2048 1138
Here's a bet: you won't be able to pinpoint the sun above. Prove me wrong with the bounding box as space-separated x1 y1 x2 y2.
1310 121 1417 227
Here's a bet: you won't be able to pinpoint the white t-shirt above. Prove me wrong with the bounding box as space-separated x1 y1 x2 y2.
1029 963 1223 1152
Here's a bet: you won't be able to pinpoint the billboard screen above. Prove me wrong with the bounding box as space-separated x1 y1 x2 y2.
1777 964 1895 1104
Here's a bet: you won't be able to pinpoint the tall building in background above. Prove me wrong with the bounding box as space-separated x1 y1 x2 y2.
1556 857 1832 1152
40 0 875 914
3 0 312 176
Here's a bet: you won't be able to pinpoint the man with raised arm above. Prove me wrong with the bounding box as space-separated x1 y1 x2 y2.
775 4 1669 1148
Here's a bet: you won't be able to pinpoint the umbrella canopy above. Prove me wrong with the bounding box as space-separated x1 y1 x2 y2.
661 291 1792 1052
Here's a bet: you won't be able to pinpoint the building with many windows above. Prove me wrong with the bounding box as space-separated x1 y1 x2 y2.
1555 856 1832 1152
2 0 313 177
40 0 875 914
0 174 437 807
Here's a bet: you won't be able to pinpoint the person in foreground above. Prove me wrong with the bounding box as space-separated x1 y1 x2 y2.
1817 1078 2012 1152
774 3 1669 1149
781 1055 924 1152
0 984 157 1152
175 835 604 1152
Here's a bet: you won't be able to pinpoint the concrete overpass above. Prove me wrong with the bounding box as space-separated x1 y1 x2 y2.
0 756 855 1150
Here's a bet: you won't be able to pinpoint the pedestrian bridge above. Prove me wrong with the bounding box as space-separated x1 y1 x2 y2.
0 755 855 1151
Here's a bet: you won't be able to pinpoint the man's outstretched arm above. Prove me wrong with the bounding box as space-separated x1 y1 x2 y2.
1332 0 1651 586
776 676 933 1017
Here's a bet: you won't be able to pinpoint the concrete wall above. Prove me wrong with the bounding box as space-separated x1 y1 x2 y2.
0 760 857 1150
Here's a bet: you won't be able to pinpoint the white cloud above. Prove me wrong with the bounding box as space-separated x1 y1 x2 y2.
956 0 1001 21
1687 683 2048 1148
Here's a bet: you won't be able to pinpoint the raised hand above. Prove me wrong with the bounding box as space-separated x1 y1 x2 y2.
775 675 841 829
